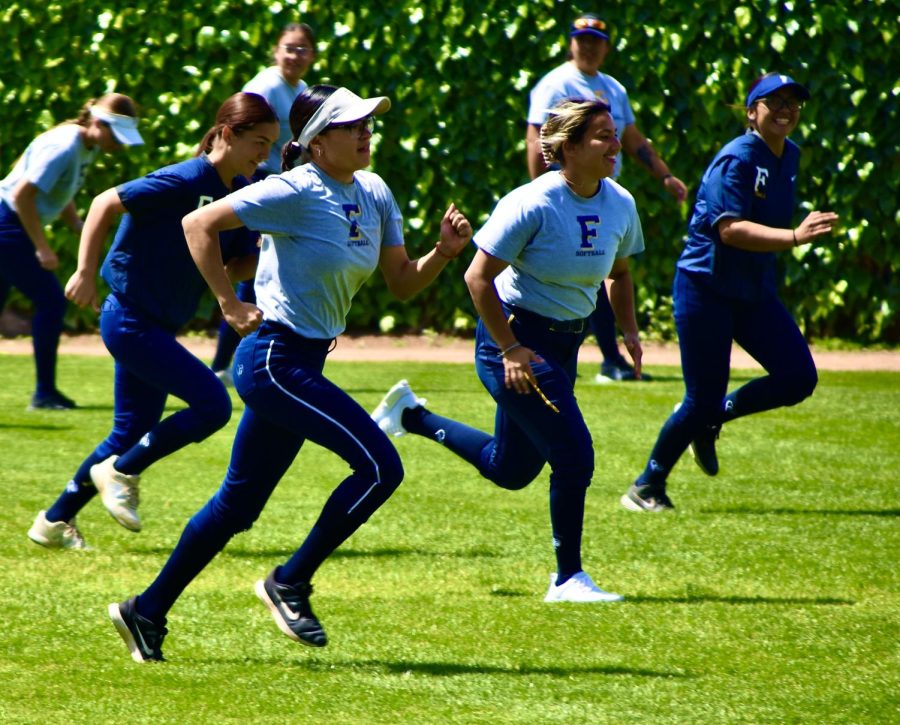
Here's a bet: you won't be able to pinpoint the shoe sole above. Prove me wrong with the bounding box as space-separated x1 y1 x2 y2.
545 594 624 603
108 603 152 663
91 461 142 532
254 580 325 648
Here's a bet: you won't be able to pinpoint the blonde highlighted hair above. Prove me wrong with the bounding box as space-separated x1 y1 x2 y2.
539 99 611 167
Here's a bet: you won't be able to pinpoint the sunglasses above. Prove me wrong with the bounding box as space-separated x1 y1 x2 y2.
759 96 805 112
279 44 312 56
573 17 607 31
330 116 376 137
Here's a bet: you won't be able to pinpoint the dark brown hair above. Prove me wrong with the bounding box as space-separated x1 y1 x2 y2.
70 93 138 126
196 92 278 156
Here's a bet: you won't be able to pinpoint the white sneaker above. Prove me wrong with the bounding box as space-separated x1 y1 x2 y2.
215 368 234 387
90 455 142 532
28 510 90 550
543 571 624 603
370 379 426 437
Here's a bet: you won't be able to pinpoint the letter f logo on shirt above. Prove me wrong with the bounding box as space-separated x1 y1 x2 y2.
577 215 600 248
753 167 769 199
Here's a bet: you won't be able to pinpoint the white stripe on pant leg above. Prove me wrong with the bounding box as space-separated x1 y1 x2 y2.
264 340 380 514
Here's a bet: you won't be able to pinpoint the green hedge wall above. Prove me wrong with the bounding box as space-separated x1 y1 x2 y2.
2 0 897 343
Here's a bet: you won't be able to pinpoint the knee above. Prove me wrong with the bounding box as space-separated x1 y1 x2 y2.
488 459 544 490
194 389 233 435
375 445 404 492
782 365 818 406
207 492 262 535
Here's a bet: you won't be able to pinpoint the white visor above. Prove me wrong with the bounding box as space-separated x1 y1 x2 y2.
90 106 144 146
298 87 390 148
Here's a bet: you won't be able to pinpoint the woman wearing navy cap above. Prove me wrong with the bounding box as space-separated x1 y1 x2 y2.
621 72 839 512
374 99 643 603
0 93 143 410
107 85 472 661
28 92 278 549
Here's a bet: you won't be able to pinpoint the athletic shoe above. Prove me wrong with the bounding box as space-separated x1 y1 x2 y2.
255 570 327 647
543 571 624 603
620 483 675 512
108 597 167 662
594 360 652 383
370 379 426 437
690 425 721 476
673 403 721 476
28 390 77 410
90 455 141 531
215 368 234 387
27 510 90 550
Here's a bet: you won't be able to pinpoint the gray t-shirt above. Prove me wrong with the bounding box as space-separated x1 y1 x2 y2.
0 125 97 224
527 62 635 178
230 163 404 338
243 66 307 176
475 171 644 321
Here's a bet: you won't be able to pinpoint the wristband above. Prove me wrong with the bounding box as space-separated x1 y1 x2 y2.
500 342 522 358
792 229 798 247
661 173 673 182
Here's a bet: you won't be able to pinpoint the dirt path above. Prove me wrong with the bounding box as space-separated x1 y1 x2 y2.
0 333 896 371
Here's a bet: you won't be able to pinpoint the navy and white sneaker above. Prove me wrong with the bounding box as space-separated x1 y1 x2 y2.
620 483 675 512
690 425 721 476
28 389 77 410
108 597 167 662
674 403 721 476
255 570 327 648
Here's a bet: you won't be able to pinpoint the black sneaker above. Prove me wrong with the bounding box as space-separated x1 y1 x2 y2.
108 597 167 662
690 425 721 476
255 570 327 647
28 390 77 410
620 483 675 512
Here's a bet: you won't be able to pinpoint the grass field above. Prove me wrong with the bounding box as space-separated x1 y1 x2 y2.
0 352 897 724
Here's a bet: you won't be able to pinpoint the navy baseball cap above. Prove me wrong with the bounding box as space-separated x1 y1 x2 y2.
570 14 609 40
745 74 810 108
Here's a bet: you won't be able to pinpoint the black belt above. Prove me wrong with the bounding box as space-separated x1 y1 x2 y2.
506 305 589 334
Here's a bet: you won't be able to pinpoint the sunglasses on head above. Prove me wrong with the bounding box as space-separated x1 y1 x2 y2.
573 17 606 31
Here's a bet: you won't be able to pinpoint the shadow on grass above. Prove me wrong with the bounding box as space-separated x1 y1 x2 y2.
701 507 900 517
191 656 690 679
626 594 854 606
0 422 71 431
192 546 504 560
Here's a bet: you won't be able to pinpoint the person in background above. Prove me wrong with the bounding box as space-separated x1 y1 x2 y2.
621 73 838 512
27 92 277 550
210 21 318 385
374 99 643 603
107 85 472 662
526 13 687 383
0 93 143 409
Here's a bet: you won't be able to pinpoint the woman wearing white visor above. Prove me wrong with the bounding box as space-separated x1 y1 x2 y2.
108 85 473 661
0 93 143 409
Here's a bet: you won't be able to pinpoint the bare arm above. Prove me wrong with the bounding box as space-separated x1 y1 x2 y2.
525 124 548 179
379 203 472 300
606 257 643 377
620 124 688 203
59 200 84 234
718 211 840 252
64 188 127 310
182 198 262 336
10 180 56 270
463 249 541 394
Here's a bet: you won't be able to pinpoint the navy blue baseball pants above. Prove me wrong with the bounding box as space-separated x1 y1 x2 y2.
45 293 232 523
135 321 404 623
0 202 67 397
636 268 818 486
403 305 594 582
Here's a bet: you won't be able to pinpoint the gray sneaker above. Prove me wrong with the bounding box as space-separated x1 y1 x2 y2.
620 484 675 512
370 379 426 437
28 511 90 550
90 455 141 531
